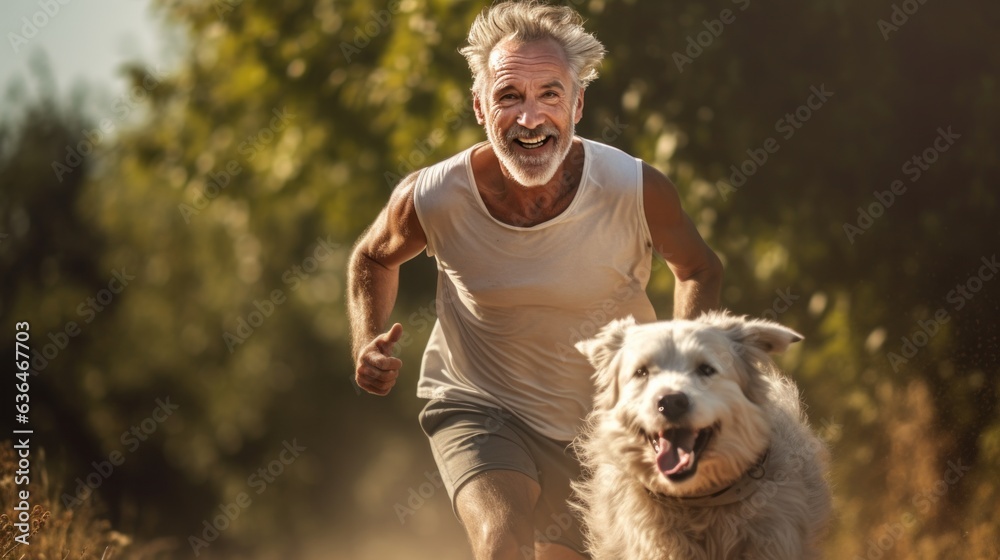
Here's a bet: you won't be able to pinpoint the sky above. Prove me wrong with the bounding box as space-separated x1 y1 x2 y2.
0 0 180 121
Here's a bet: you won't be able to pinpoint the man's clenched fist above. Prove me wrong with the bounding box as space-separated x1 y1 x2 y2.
355 323 404 396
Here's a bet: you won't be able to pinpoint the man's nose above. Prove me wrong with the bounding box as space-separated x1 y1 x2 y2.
517 98 544 130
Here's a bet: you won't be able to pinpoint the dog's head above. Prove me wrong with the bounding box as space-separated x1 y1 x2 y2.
575 310 802 496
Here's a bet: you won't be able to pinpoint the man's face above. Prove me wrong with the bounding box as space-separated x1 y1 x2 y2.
475 38 585 187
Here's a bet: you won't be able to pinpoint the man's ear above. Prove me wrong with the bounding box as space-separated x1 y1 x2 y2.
698 310 803 354
573 87 585 124
473 92 486 125
576 316 635 411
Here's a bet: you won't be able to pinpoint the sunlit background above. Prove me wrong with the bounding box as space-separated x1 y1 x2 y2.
1 0 998 559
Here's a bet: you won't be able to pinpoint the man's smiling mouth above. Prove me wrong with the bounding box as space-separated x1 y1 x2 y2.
514 136 551 149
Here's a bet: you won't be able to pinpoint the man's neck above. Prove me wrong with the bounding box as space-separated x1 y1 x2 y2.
472 139 585 227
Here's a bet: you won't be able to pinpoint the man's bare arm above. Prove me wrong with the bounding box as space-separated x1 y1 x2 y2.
347 173 427 395
641 163 723 319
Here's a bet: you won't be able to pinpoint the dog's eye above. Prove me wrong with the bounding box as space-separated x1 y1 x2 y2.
697 363 717 376
634 366 649 378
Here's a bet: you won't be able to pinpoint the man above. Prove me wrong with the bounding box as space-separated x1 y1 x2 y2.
348 2 722 559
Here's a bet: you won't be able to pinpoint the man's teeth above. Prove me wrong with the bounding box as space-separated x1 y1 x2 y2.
518 136 547 148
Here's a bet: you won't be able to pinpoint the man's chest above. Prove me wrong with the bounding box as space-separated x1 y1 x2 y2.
436 228 644 311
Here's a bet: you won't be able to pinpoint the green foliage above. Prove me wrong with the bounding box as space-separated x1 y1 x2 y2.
1 0 997 558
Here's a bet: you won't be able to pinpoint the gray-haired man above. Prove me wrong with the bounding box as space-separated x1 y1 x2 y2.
348 2 722 558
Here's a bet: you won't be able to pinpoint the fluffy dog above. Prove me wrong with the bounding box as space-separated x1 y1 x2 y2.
572 312 831 559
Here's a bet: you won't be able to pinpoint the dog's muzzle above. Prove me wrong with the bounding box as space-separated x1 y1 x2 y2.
643 421 719 482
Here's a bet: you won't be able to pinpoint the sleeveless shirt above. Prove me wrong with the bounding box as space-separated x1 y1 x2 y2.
412 137 657 441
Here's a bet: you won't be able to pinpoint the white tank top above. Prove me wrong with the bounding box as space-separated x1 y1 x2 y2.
412 137 657 441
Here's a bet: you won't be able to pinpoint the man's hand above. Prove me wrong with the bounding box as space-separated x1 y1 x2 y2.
355 323 404 396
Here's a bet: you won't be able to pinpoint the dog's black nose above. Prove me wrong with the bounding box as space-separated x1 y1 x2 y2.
657 392 689 421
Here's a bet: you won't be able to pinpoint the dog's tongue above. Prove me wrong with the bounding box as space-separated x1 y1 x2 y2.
656 428 698 476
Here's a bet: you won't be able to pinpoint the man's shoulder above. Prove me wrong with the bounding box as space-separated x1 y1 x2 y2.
579 137 642 191
413 143 479 189
581 136 638 162
410 144 481 219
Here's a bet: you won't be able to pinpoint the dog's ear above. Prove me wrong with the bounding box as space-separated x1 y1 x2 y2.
575 316 635 368
576 316 635 410
699 310 803 354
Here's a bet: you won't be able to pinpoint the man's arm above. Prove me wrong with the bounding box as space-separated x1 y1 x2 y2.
641 163 723 319
347 172 427 395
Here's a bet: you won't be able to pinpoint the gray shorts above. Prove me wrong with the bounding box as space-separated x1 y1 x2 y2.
418 399 587 555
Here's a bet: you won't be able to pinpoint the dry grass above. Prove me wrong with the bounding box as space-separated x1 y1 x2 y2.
0 442 172 560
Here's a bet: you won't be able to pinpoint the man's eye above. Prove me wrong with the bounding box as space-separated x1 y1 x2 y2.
634 366 649 378
697 364 717 377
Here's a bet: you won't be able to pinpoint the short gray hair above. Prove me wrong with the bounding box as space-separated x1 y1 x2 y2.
460 1 606 98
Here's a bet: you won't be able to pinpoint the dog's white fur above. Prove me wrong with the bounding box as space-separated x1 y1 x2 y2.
573 311 831 559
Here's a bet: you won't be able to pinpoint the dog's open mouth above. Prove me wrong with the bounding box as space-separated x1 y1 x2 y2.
643 422 719 481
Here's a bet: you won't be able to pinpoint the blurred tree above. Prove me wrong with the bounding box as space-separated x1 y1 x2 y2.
0 68 147 522
1 0 997 558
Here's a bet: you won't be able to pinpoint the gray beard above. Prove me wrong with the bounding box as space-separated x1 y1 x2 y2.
486 116 576 188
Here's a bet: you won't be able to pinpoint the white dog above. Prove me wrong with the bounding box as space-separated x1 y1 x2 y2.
572 312 831 559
